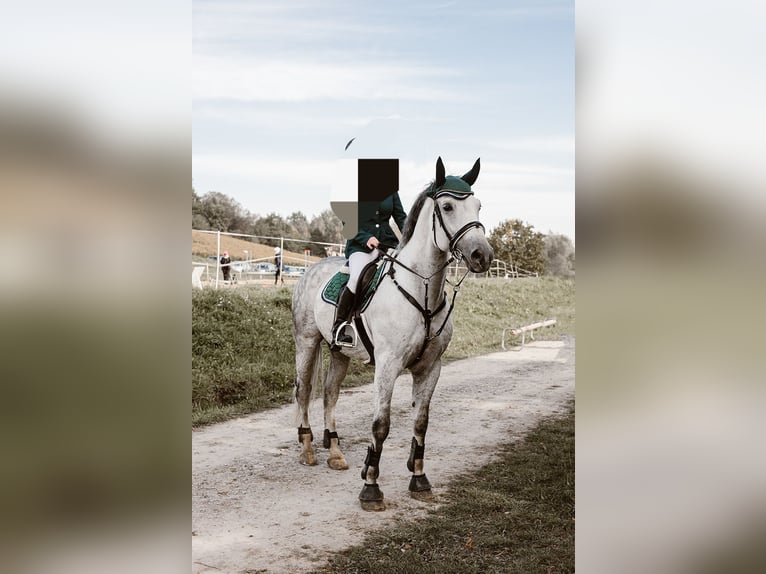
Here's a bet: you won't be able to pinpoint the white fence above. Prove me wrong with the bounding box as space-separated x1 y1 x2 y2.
445 258 540 280
192 228 540 288
193 229 345 288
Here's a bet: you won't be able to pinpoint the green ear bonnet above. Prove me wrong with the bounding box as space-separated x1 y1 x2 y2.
427 176 474 199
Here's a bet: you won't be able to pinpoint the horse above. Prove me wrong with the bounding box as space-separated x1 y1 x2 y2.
291 157 493 511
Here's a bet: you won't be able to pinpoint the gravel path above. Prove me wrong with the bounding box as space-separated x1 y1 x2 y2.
192 337 575 574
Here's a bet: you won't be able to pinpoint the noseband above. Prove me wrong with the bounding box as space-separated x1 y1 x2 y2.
431 189 485 261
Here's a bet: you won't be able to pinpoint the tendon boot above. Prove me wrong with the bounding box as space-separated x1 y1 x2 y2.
330 286 355 350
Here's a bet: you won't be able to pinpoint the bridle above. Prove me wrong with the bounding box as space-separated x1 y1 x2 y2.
377 187 485 365
430 187 486 261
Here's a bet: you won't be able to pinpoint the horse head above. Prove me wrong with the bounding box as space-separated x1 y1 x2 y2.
429 157 494 273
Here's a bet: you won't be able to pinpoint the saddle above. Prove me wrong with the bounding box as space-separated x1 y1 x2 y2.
321 259 389 365
321 259 387 313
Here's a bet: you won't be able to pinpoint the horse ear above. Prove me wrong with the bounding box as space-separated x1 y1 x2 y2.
461 158 480 186
435 157 446 188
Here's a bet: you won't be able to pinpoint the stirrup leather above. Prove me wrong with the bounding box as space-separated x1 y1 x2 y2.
333 321 358 348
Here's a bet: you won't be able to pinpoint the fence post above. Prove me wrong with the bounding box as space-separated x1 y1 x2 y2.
280 236 284 276
215 230 221 289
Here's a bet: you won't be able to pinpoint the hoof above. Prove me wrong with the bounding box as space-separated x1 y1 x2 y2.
299 452 317 466
327 456 349 470
408 473 432 493
359 483 385 511
410 489 436 502
360 499 386 511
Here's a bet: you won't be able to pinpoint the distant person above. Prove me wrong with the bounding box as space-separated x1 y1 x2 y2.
274 247 284 286
220 251 232 283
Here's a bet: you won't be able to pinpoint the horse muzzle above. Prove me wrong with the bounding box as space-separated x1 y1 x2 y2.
465 243 493 274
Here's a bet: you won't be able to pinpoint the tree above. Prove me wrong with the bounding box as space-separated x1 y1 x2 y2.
192 188 210 229
190 188 346 257
197 191 251 233
544 233 575 277
309 210 344 256
287 212 310 241
488 219 546 275
251 212 304 253
252 213 290 245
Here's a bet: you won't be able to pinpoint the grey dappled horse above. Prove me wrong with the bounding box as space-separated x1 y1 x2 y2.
292 157 493 511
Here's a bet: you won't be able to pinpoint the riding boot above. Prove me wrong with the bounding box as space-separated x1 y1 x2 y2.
330 286 355 350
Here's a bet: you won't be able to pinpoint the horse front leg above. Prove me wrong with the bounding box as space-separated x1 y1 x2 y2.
407 359 442 500
323 350 350 470
359 361 398 511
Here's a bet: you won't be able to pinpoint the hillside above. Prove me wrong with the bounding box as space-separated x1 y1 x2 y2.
192 230 322 264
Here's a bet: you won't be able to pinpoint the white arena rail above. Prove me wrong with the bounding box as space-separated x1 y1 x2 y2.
501 318 557 350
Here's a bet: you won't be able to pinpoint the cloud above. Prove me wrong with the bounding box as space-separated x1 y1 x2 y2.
193 154 334 188
193 2 461 103
480 161 574 190
480 1 574 19
193 55 460 102
399 159 573 193
194 1 392 46
485 136 575 154
193 105 403 133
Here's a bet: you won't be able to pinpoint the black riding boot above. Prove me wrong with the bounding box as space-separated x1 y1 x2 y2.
330 286 355 350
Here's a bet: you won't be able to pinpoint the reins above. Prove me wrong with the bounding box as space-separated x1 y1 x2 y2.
376 192 482 364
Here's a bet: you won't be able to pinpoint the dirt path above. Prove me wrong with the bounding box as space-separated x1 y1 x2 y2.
192 338 575 574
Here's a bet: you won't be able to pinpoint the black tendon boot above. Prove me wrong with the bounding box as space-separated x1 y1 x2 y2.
330 286 355 350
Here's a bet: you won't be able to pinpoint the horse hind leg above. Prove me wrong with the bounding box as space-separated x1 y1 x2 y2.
323 350 350 470
407 359 442 501
294 335 321 466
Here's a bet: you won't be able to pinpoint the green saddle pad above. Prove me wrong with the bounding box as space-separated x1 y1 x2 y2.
321 262 387 311
322 271 350 305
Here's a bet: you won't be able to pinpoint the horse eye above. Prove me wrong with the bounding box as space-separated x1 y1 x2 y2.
443 203 453 212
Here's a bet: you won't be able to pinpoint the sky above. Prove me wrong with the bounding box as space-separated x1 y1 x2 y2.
193 0 574 240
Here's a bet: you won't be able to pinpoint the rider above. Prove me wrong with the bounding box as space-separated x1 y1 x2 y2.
332 191 407 348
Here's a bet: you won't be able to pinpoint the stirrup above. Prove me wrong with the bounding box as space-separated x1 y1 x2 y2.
333 321 358 348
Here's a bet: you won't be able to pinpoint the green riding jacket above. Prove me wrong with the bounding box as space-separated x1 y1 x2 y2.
344 192 408 257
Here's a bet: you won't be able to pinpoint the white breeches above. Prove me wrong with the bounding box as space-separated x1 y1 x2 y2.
347 250 380 293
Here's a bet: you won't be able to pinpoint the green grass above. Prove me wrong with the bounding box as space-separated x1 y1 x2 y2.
192 286 375 426
445 277 575 360
192 287 293 425
316 406 575 574
192 277 574 426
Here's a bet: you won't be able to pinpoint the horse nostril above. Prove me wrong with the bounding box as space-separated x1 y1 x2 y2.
471 249 484 266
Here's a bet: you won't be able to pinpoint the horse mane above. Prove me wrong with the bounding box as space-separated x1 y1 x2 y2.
399 182 433 247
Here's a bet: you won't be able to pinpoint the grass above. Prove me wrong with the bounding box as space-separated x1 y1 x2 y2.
444 276 575 360
192 286 375 426
192 287 293 425
316 406 575 574
192 277 574 426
